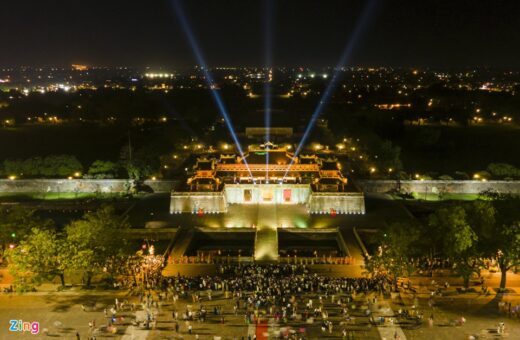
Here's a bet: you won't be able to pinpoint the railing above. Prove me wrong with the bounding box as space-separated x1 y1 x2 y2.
216 163 320 172
167 255 356 265
310 191 364 197
171 191 224 196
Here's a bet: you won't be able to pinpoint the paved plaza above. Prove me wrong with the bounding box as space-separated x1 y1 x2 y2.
2 272 520 339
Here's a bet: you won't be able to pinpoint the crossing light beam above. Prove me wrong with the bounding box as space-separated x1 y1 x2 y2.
171 0 253 180
283 0 380 180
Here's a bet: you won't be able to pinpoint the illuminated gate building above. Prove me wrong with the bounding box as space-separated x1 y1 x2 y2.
170 142 365 214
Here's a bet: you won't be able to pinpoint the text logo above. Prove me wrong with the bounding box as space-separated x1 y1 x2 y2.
9 320 40 335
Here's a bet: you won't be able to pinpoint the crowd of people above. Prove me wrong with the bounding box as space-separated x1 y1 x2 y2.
83 262 519 339
117 263 393 338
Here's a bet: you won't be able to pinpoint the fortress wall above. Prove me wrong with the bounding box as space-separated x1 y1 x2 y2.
170 192 227 214
357 180 520 194
308 192 365 214
0 179 177 193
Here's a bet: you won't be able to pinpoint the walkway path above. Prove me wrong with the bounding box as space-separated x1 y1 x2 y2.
371 298 407 340
254 204 279 262
121 325 149 340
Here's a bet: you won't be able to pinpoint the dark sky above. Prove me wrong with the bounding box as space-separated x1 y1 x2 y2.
1 0 520 69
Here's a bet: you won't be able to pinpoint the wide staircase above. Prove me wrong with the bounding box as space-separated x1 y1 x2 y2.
254 204 279 262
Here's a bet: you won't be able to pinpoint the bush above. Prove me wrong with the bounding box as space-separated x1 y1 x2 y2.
439 175 453 180
454 171 470 180
88 160 119 179
486 163 520 179
3 155 83 178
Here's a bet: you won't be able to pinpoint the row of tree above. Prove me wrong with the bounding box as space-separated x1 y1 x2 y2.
1 206 132 290
2 155 83 178
486 163 520 180
0 156 119 179
366 196 520 290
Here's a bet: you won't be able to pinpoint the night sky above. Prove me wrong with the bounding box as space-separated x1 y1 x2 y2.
2 0 520 69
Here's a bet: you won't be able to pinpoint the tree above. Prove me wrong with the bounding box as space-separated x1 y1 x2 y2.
486 163 519 179
480 197 520 290
440 206 479 288
41 155 83 177
88 160 119 179
376 140 402 172
119 146 156 180
365 222 419 288
3 155 83 178
427 205 482 287
6 228 68 289
495 222 520 290
0 207 53 258
65 205 130 287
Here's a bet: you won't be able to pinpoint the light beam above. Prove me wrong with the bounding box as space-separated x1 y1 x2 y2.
263 0 274 183
171 0 253 181
283 0 380 180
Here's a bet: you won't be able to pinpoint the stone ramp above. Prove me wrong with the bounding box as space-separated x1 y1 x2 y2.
254 227 279 262
340 226 365 265
163 228 195 276
162 227 195 276
254 204 279 262
169 226 195 258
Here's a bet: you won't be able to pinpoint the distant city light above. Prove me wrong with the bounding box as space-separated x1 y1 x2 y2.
145 73 174 79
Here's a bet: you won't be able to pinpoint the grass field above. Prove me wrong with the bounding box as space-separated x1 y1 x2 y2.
411 192 481 201
0 191 128 202
391 192 482 201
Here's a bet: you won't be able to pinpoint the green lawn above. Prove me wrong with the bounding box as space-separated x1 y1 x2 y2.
0 191 128 202
392 192 482 201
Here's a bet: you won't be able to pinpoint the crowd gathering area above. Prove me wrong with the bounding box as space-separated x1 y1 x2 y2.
3 263 520 340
